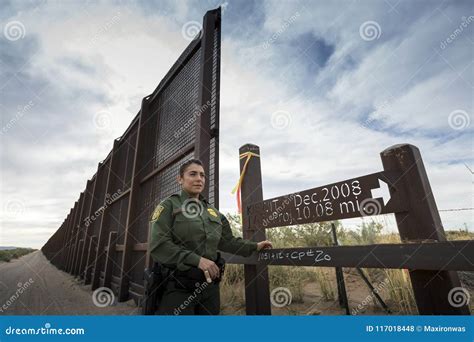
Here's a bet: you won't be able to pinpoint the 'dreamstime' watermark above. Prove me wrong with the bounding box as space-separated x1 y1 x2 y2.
361 98 393 130
448 109 470 131
359 21 382 41
84 189 122 227
173 100 212 139
92 287 115 307
1 100 35 136
0 278 34 313
440 16 474 50
270 287 292 307
3 20 26 41
181 21 202 41
174 281 210 315
262 193 298 227
262 12 300 49
352 279 388 315
359 198 382 217
447 287 470 308
89 11 122 47
181 198 205 219
270 110 292 130
2 198 28 219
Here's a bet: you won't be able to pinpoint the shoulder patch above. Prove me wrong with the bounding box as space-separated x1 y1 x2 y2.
151 205 164 221
207 208 218 217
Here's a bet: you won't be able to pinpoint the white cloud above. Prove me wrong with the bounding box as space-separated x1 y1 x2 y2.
1 0 472 249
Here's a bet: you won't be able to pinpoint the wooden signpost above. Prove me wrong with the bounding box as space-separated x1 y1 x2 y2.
228 143 472 315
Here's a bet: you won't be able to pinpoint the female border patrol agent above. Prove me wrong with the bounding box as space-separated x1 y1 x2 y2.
149 159 272 315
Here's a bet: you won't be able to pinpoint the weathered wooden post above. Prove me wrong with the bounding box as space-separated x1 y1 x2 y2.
381 144 470 315
331 223 350 315
239 144 271 315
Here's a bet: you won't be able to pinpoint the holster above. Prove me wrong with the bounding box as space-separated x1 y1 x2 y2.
141 262 170 315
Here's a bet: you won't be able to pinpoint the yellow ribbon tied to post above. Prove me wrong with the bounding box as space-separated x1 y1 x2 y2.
231 151 260 216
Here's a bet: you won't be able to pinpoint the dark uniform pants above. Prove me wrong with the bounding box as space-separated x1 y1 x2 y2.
156 280 220 315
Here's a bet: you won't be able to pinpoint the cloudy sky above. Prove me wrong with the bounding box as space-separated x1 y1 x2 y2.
1 0 472 249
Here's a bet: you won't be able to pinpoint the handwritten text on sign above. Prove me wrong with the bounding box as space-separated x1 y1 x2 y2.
257 248 331 264
248 171 407 228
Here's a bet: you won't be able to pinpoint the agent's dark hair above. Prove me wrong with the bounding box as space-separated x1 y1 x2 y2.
179 159 204 177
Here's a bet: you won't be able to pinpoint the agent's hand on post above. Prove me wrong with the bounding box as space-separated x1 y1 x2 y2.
198 257 220 282
257 240 273 251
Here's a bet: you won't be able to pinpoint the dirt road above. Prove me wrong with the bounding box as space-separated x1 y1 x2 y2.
0 251 137 315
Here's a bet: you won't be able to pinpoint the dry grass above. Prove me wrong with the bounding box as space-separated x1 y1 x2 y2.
220 214 473 315
383 269 417 314
0 248 36 262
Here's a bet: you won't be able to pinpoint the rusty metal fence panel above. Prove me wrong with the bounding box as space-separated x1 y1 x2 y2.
42 8 221 305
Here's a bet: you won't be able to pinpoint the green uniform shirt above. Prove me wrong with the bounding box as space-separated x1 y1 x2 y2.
150 190 258 271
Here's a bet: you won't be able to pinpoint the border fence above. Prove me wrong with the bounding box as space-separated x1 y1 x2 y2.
42 8 221 304
41 7 472 316
223 143 473 315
